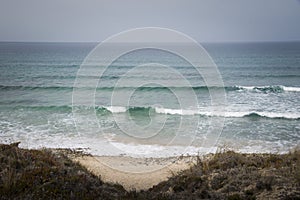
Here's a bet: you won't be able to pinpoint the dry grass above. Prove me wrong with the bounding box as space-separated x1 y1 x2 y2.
0 143 127 199
136 150 300 199
1 143 300 199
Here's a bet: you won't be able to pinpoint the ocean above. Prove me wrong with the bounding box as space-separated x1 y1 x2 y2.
0 42 299 157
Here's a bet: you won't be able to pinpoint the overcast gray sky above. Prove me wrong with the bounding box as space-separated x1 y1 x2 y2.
1 0 300 42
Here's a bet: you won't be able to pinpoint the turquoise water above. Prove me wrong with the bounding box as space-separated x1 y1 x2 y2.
0 42 299 157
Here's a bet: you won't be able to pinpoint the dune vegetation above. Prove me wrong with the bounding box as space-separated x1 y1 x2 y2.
0 143 300 200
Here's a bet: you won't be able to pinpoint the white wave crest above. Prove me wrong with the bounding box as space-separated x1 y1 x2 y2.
236 85 300 92
101 106 299 119
155 107 199 115
155 108 300 119
282 86 300 92
104 106 127 113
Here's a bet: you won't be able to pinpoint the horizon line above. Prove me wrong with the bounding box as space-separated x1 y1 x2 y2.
1 40 300 44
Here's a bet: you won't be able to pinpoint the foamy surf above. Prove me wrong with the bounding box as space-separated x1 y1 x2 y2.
97 106 300 120
235 85 300 93
104 106 127 113
14 136 297 158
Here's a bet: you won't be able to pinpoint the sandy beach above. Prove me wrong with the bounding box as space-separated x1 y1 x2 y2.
72 155 198 191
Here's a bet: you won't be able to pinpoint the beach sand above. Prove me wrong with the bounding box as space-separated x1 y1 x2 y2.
72 155 198 191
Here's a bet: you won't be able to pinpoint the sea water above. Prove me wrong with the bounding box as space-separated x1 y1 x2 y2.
0 42 299 157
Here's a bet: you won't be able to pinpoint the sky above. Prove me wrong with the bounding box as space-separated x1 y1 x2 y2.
0 0 300 42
